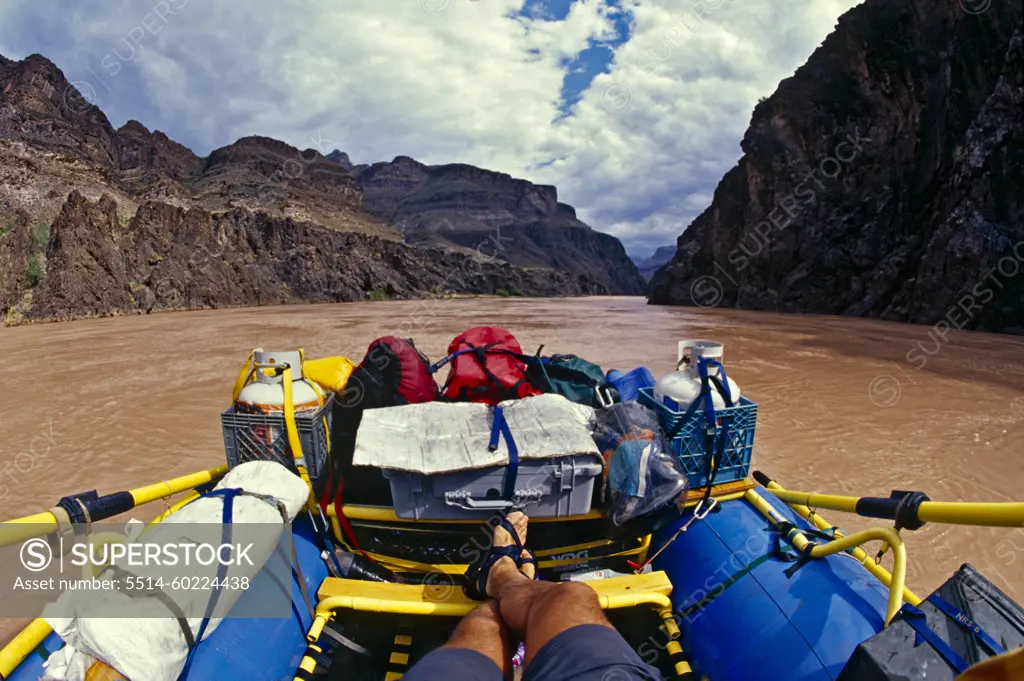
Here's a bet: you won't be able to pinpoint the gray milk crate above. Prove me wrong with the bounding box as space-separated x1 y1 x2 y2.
382 453 604 520
221 394 334 497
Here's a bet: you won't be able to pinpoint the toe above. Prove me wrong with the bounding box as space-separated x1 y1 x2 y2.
506 511 529 546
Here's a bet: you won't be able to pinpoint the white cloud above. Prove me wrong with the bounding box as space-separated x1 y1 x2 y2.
0 0 863 255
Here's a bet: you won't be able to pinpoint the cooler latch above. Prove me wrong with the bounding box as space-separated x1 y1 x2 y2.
554 458 576 492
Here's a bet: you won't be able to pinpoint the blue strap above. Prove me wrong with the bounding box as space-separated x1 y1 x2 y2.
928 594 1007 656
430 348 476 374
703 358 733 404
667 359 717 437
488 408 503 452
178 488 241 680
696 358 717 427
674 359 731 429
902 603 970 673
489 407 519 501
696 358 719 477
698 357 732 467
473 544 521 599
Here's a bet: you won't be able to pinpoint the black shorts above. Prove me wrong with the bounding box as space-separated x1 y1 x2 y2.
402 624 663 681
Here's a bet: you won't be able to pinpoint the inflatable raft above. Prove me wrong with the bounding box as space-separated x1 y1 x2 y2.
4 471 1024 680
2 354 1023 681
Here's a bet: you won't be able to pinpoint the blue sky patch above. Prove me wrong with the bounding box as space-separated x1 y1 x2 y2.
518 0 633 117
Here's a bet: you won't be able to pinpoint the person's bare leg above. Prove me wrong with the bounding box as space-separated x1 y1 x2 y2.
441 599 515 679
410 511 529 680
485 515 615 669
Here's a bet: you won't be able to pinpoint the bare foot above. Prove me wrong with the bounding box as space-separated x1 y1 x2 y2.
485 512 530 599
502 511 528 548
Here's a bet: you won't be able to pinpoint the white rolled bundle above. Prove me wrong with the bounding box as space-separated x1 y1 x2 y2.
42 461 309 681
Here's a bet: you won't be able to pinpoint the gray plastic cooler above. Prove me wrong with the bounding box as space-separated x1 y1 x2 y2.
352 394 604 521
383 454 603 520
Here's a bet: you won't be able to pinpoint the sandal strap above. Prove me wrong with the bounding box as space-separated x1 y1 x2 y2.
498 517 524 557
518 551 538 581
472 545 521 599
464 516 527 600
488 545 522 563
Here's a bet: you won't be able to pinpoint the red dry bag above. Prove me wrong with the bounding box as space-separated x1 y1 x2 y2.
438 327 543 404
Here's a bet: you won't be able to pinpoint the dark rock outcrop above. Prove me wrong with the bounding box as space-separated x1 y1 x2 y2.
353 156 647 294
0 209 33 314
117 119 203 194
10 191 599 323
0 54 120 169
649 1 1024 334
32 192 132 319
326 149 368 175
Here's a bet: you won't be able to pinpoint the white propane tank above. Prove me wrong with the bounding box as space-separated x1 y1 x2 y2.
235 349 324 415
653 340 741 411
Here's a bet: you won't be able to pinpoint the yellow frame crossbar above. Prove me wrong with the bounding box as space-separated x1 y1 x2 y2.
745 488 907 625
763 480 921 606
308 570 675 642
297 572 682 681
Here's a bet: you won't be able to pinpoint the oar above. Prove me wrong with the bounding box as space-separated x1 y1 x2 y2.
0 465 228 548
753 471 1024 528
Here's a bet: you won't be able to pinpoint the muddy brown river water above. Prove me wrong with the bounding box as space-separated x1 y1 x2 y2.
1 296 1023 645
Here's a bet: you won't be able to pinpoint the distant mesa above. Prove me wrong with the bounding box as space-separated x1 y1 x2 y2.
632 246 676 282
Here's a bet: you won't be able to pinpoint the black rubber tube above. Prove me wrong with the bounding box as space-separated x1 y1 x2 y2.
854 497 901 520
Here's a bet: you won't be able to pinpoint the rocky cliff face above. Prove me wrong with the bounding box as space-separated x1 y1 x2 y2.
354 156 647 294
649 1 1024 334
6 190 600 324
186 136 387 235
0 51 632 325
0 54 120 169
116 119 204 197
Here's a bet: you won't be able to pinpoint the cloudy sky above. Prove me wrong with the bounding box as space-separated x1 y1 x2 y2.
0 0 862 257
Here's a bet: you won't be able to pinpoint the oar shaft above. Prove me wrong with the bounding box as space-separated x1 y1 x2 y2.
769 489 1024 527
129 466 228 507
917 501 1024 527
754 472 1024 528
0 465 229 547
0 513 59 546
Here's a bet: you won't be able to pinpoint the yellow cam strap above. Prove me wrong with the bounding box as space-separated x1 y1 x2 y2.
231 348 322 509
283 365 318 511
231 349 257 403
232 348 325 405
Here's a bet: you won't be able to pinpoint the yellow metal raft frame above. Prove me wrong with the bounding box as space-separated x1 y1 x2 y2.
3 468 1024 679
296 570 694 681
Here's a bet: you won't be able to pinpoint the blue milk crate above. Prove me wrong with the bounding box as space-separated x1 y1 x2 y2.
638 387 757 488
